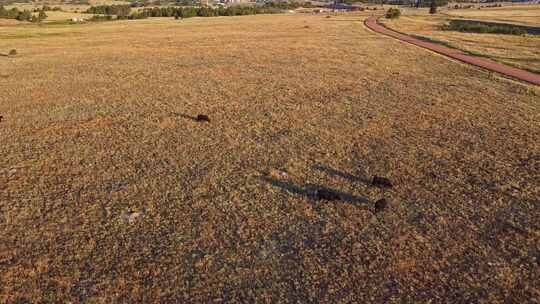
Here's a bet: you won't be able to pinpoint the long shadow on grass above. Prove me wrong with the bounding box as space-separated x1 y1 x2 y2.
261 176 368 205
176 113 199 121
312 164 371 185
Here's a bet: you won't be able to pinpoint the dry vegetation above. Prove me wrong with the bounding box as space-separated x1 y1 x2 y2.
3 0 129 22
1 12 539 302
382 5 540 73
445 4 540 26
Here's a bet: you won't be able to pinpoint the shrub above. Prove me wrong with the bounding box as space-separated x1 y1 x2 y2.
38 10 47 21
429 0 437 14
385 8 401 19
8 49 17 56
16 10 32 21
42 6 61 12
128 12 148 19
90 15 113 21
86 5 131 17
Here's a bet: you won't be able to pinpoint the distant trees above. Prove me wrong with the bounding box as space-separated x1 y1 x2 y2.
86 5 131 18
0 5 47 22
0 0 30 4
130 0 198 7
15 9 31 21
0 5 8 17
37 9 47 21
125 0 310 9
263 1 309 10
90 14 113 21
85 2 288 21
429 0 437 14
0 5 25 19
396 0 447 7
133 6 278 19
41 5 62 12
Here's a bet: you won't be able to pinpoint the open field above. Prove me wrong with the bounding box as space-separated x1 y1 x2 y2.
2 9 94 21
382 5 540 74
445 4 540 27
2 0 129 22
1 13 539 302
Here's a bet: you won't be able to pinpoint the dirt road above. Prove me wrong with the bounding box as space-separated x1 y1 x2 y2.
364 16 540 86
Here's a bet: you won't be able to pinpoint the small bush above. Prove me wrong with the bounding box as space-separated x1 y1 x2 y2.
8 49 17 56
90 15 113 21
38 10 47 21
385 8 401 19
429 0 437 14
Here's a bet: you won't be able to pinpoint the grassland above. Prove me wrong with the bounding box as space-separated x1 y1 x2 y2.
381 5 540 73
1 12 539 303
2 0 129 22
445 4 540 27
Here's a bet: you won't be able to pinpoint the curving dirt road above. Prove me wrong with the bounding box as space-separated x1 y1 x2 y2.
364 16 540 86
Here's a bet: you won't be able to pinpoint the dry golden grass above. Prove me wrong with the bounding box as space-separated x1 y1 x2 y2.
1 13 539 302
3 5 94 23
382 6 540 73
445 4 540 26
5 0 128 22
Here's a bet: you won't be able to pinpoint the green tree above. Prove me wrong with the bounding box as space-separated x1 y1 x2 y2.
38 10 47 21
16 10 32 21
385 8 401 19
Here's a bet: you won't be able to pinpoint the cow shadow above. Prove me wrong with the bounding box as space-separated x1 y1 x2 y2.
261 176 368 205
176 113 199 121
312 164 371 185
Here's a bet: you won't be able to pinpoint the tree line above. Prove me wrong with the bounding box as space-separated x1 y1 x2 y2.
137 5 279 18
357 0 447 5
84 4 281 20
85 5 132 17
0 5 47 22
